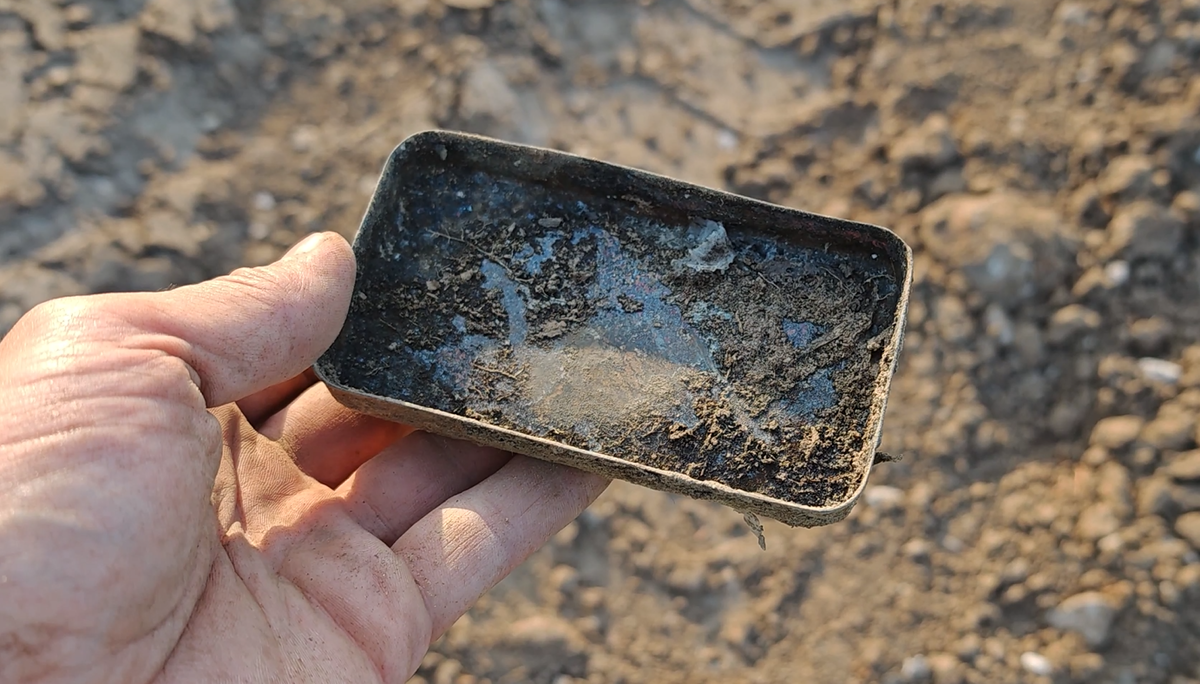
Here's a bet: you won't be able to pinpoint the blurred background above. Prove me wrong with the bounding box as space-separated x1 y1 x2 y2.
2 0 1200 682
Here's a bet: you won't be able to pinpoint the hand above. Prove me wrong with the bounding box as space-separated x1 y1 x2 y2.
0 232 608 684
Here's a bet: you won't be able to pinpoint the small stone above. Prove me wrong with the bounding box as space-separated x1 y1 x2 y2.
890 113 958 172
433 659 462 684
1138 358 1183 385
1102 201 1185 260
1173 190 1200 223
902 538 932 561
934 295 973 343
1047 591 1119 647
459 60 519 134
955 634 982 660
1081 446 1110 466
1090 415 1144 450
1137 475 1174 517
73 23 141 92
291 125 320 152
1020 651 1053 677
919 193 1074 307
64 4 94 26
444 0 495 7
1076 503 1121 541
1096 461 1133 511
864 485 905 511
1097 155 1155 200
253 191 276 212
1175 512 1200 550
1069 653 1105 679
1163 450 1200 482
1047 304 1101 345
1104 260 1130 287
1054 2 1091 25
900 654 932 682
926 653 962 684
1176 564 1200 595
1001 558 1030 584
983 304 1014 345
1129 317 1173 354
1171 484 1200 513
1141 403 1193 450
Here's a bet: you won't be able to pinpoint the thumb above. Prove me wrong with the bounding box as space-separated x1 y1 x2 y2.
126 231 356 407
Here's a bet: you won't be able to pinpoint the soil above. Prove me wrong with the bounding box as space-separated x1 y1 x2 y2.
321 134 904 512
4 0 1200 682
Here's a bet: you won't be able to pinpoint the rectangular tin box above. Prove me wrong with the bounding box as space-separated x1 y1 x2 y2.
315 131 912 527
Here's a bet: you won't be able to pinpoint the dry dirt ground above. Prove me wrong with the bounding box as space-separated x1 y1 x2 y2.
3 0 1200 682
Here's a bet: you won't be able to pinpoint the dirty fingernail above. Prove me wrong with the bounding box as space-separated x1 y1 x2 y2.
285 232 325 259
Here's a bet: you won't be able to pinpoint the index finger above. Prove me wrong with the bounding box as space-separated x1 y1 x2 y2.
393 456 608 640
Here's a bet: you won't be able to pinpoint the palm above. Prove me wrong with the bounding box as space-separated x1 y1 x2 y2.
0 233 606 684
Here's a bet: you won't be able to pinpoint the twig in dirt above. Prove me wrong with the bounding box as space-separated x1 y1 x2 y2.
430 228 532 283
471 361 523 381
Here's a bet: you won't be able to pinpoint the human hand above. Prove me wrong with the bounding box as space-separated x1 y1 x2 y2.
0 232 608 683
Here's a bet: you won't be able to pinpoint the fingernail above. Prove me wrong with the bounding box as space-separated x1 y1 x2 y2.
284 232 325 259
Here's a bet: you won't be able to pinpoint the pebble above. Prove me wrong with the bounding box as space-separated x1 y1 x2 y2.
1138 358 1183 385
1020 651 1053 677
253 191 276 212
902 538 932 561
955 634 982 660
1136 475 1174 517
1175 512 1200 550
1104 260 1131 287
1164 450 1200 481
1047 591 1119 647
1128 317 1173 354
926 653 962 684
1171 484 1200 513
900 654 932 682
918 193 1071 307
889 113 958 171
1090 415 1144 450
1076 503 1121 541
1047 304 1101 345
865 485 906 511
73 24 141 92
983 304 1015 346
459 60 520 131
1069 653 1106 679
1140 402 1192 450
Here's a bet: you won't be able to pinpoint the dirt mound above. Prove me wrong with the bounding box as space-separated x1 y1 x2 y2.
2 0 1200 682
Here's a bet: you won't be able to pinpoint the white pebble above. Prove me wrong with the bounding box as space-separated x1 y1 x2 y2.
1104 260 1130 286
1020 651 1053 676
864 485 905 511
248 221 270 241
900 654 931 681
253 191 276 212
1138 357 1182 385
290 125 320 152
716 129 738 151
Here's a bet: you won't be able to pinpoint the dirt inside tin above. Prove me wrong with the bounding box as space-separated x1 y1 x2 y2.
321 160 901 509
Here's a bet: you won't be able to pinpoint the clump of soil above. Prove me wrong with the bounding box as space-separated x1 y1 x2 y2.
322 148 903 509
